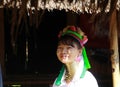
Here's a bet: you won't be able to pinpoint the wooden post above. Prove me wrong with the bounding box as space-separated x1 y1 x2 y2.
109 9 120 87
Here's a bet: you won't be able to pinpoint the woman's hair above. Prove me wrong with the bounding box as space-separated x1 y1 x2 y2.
58 35 82 49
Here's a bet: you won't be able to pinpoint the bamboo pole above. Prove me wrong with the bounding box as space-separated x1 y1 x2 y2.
109 9 120 87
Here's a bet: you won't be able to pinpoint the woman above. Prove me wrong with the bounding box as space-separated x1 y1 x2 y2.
52 25 99 87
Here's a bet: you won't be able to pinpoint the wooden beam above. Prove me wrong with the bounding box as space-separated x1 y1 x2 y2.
109 9 120 87
0 8 5 78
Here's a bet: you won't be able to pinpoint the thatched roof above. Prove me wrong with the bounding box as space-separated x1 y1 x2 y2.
0 0 120 14
1 0 120 43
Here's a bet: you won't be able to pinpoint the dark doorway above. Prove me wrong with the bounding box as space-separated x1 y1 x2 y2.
4 9 66 75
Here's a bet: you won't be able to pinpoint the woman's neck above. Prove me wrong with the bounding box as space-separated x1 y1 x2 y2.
64 62 79 83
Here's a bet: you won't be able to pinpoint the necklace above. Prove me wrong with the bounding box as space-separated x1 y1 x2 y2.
65 70 73 82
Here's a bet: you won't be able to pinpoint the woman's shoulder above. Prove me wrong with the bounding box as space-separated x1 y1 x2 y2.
83 70 99 87
84 70 97 80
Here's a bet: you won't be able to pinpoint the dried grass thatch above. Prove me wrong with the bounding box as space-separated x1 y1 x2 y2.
0 0 120 14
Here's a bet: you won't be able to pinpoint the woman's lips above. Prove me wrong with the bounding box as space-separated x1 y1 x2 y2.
60 54 68 59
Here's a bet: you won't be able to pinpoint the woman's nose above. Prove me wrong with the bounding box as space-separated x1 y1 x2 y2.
62 48 67 53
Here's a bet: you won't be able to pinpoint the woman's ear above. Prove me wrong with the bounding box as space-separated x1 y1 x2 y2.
78 49 82 57
78 49 82 56
75 49 82 62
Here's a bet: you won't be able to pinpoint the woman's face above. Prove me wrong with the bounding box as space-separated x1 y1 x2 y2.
56 43 82 64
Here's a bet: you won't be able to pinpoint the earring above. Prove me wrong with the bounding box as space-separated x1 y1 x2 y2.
75 55 82 62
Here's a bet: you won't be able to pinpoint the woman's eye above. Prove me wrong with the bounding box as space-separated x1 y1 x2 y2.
57 47 62 51
67 46 73 49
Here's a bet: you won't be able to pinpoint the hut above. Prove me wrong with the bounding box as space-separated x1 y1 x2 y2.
0 0 120 87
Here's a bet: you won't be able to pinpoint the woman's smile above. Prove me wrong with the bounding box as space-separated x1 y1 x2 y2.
60 54 69 62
